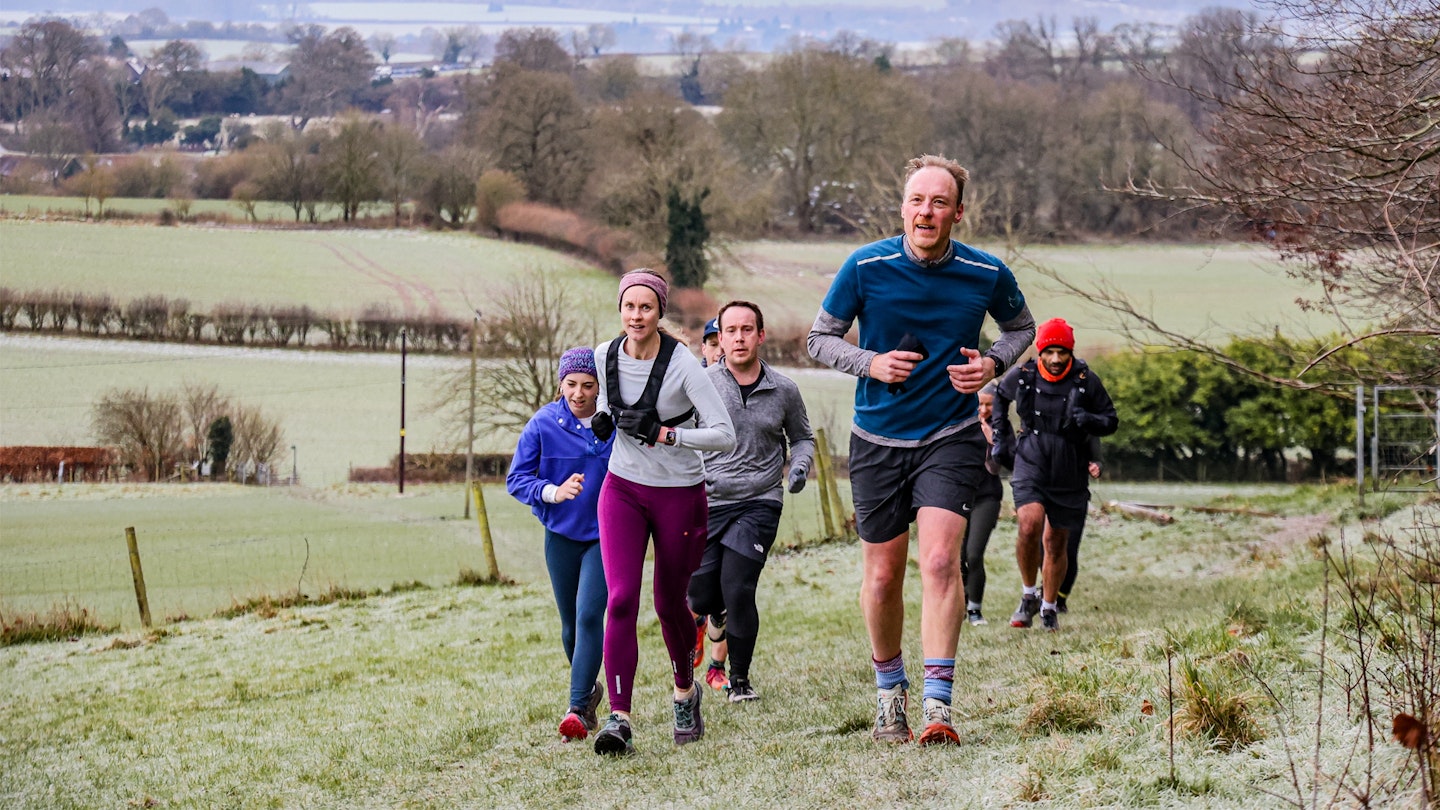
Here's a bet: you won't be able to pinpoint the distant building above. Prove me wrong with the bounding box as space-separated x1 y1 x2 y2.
207 60 291 85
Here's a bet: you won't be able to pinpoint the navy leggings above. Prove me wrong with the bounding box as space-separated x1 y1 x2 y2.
544 530 608 711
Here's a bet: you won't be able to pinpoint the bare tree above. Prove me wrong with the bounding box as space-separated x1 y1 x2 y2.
92 388 184 481
229 404 286 483
180 382 230 469
321 112 381 222
375 123 429 225
717 49 925 232
140 39 203 118
482 69 590 208
433 272 598 442
1117 0 1439 385
282 24 375 129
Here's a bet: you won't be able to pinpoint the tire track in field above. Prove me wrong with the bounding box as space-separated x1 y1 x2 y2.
312 239 441 316
350 245 443 316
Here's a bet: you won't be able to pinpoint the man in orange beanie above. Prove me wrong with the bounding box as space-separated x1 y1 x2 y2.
988 318 1118 631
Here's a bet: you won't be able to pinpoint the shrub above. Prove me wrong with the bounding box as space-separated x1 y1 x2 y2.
474 169 525 232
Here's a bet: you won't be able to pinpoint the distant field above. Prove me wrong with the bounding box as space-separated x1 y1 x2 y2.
0 218 615 320
0 214 1327 340
0 193 355 224
1 218 1331 485
723 239 1332 349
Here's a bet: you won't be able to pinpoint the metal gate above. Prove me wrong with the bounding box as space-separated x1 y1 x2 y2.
1358 385 1440 494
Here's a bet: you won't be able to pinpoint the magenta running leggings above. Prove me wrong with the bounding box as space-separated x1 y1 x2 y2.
598 474 708 714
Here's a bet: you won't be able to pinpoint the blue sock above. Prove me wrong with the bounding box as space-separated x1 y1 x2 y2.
923 658 955 703
873 652 908 690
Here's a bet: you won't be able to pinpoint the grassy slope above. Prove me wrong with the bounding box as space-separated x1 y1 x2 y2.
0 478 853 628
2 485 1427 808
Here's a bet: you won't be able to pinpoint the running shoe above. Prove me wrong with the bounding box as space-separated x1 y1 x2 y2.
1056 595 1069 613
579 680 603 731
873 684 912 743
559 682 603 740
1010 594 1041 628
673 687 704 745
728 678 760 703
967 608 987 626
1041 608 1060 632
704 663 730 693
593 713 634 756
917 697 960 746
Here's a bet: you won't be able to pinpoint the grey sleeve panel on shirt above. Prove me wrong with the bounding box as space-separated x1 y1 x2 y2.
807 308 876 378
674 354 736 452
986 304 1037 375
782 380 817 474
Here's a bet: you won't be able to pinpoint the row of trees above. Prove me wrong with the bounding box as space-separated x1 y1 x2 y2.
2 13 1271 244
91 383 285 483
0 288 494 353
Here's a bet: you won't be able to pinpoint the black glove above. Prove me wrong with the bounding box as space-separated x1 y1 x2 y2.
888 333 931 395
615 409 662 446
1070 407 1094 430
591 411 615 442
787 467 808 493
991 441 1014 472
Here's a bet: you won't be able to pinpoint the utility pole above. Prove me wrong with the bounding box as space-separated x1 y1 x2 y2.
399 328 407 494
464 310 481 517
291 444 297 485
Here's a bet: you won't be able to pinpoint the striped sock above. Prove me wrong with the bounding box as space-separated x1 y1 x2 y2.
873 652 908 690
923 658 955 703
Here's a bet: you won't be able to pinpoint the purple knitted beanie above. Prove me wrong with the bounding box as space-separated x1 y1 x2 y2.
557 346 597 381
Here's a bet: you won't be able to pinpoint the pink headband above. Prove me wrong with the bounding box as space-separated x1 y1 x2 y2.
618 270 668 316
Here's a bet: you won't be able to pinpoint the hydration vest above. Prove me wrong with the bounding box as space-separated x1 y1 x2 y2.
604 333 696 428
1012 359 1090 436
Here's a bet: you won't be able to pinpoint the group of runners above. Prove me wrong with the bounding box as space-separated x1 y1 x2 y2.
504 153 1118 753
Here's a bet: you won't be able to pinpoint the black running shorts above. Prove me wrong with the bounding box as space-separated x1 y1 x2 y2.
849 425 985 543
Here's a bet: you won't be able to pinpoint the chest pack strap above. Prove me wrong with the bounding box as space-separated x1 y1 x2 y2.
605 333 696 426
1016 362 1089 433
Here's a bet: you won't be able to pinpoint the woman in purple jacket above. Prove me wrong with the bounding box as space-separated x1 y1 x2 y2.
506 346 614 741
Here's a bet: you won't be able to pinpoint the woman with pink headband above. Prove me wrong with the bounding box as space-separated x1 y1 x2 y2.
588 268 735 756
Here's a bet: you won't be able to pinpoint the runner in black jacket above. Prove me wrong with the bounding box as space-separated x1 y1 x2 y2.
989 318 1118 632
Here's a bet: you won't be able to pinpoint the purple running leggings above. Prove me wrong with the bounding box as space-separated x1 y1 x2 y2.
598 474 707 714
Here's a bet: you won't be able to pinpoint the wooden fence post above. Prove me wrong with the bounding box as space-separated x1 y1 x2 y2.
814 437 836 540
816 427 850 539
124 526 152 628
471 482 501 582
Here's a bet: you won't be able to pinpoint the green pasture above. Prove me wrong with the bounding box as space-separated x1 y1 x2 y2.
0 218 614 320
0 475 853 629
2 485 1429 808
0 214 1328 342
722 239 1331 347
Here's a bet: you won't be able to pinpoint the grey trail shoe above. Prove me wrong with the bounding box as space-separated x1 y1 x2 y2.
1010 594 1041 628
728 678 760 703
673 686 704 745
967 608 987 626
593 713 634 756
873 684 912 743
917 697 960 746
1041 608 1060 632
